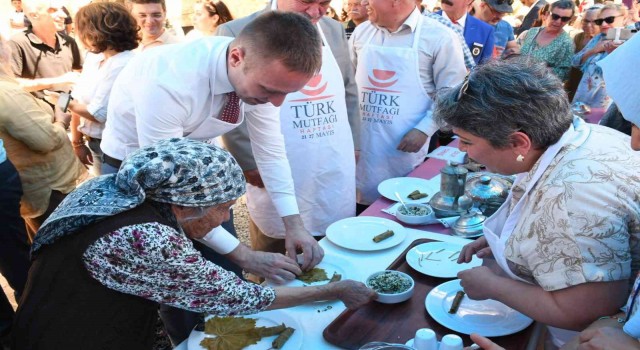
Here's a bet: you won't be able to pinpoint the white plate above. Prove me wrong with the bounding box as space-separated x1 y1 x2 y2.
406 242 482 278
425 279 533 337
187 309 303 350
378 177 439 204
325 217 406 251
266 254 350 287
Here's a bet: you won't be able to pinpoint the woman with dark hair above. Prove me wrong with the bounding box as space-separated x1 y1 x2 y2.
439 57 640 348
186 0 233 40
531 3 550 27
518 0 576 81
43 2 139 175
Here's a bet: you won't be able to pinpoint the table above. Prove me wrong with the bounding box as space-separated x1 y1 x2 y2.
175 143 543 350
175 229 486 350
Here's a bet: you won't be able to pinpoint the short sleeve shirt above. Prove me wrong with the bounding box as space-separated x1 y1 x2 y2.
504 124 640 291
492 20 515 57
9 28 82 82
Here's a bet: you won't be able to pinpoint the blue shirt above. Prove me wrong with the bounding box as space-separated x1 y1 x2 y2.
493 20 515 57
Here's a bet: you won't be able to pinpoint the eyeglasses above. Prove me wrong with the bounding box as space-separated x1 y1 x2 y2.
594 15 622 26
550 13 572 22
456 73 471 102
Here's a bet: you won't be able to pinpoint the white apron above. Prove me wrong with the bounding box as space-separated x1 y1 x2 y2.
354 18 431 205
483 118 590 347
246 23 356 238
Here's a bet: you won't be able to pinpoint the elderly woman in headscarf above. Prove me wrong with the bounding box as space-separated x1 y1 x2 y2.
435 57 640 348
13 138 376 350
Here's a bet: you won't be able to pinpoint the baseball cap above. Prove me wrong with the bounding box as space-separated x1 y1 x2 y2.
484 0 514 13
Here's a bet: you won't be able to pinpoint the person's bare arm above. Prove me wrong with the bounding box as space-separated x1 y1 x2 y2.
269 280 376 310
458 266 629 330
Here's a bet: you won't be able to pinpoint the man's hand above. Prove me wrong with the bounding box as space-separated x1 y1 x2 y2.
73 144 94 166
577 327 640 350
397 129 428 153
334 280 377 309
43 90 60 106
282 214 324 270
458 266 501 300
226 244 301 284
243 169 265 188
458 236 492 263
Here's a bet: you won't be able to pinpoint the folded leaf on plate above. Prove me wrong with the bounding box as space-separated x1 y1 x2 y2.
296 267 329 283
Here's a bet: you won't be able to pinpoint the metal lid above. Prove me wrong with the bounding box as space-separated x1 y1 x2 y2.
465 174 509 202
452 210 486 237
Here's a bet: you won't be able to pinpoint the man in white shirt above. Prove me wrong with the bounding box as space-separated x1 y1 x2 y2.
101 11 324 345
350 0 466 208
217 0 358 266
130 0 182 51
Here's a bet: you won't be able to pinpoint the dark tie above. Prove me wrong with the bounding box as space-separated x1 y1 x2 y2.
219 92 240 124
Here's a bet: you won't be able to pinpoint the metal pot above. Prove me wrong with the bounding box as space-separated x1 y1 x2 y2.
465 173 512 216
452 209 486 238
429 163 473 218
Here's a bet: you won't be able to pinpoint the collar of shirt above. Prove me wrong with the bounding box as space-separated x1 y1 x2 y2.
372 7 422 35
212 40 234 95
442 11 467 29
26 29 67 50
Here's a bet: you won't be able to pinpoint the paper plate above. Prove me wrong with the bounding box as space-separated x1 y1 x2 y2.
325 217 406 251
406 242 482 278
187 310 302 350
425 279 533 337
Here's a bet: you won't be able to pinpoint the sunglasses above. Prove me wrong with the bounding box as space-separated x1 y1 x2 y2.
594 15 622 25
550 13 572 22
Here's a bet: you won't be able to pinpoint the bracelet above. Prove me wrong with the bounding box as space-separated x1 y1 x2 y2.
598 315 626 324
71 139 85 148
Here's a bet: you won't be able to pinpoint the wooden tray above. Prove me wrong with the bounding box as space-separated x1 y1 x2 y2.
323 238 534 349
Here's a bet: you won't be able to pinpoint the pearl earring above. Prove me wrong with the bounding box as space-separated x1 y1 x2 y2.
516 154 524 162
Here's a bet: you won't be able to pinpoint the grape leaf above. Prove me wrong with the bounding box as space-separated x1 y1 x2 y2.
200 316 262 350
296 267 329 284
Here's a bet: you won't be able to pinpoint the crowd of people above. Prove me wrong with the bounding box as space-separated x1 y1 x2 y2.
0 0 639 349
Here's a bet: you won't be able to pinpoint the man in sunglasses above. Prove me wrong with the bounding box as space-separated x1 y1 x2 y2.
474 0 520 58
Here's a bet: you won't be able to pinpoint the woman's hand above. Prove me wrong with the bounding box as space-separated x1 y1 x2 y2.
458 236 492 263
334 280 377 309
458 266 501 300
577 327 640 350
603 40 623 54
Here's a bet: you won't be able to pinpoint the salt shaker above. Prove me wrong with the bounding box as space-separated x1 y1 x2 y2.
439 334 463 350
412 328 437 350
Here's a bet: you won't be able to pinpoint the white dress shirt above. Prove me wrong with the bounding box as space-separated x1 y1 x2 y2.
349 8 467 136
72 50 134 138
102 37 299 253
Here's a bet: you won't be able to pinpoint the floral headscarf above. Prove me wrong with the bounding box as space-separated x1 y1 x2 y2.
33 138 246 253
